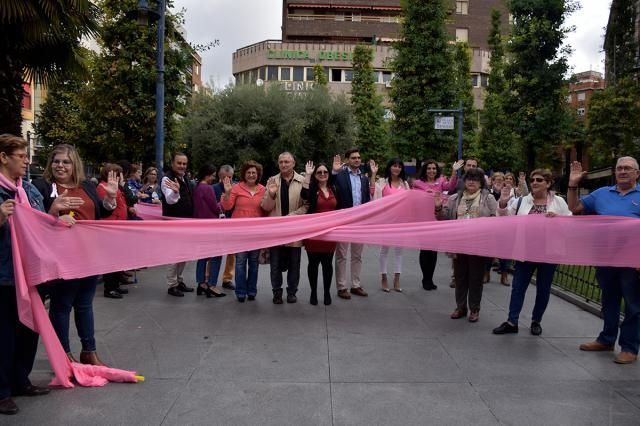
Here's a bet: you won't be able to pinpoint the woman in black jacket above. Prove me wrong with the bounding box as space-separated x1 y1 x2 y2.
33 144 118 366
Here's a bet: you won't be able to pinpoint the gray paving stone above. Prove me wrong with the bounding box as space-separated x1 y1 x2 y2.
474 380 640 426
331 383 499 426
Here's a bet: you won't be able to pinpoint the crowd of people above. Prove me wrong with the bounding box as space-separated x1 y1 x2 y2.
1 132 639 415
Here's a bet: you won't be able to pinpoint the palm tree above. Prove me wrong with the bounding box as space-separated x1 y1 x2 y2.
0 0 99 134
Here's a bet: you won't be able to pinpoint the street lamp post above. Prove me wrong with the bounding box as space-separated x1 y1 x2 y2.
131 0 165 177
428 100 464 161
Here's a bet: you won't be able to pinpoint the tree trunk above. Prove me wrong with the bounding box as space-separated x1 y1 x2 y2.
0 42 26 135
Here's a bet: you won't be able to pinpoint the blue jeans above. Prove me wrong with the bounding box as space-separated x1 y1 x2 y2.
595 267 640 354
235 250 260 298
196 256 223 286
49 276 98 353
508 262 557 325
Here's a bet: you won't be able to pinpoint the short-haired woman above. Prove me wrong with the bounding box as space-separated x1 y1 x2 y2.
221 161 267 302
435 168 497 323
493 169 571 336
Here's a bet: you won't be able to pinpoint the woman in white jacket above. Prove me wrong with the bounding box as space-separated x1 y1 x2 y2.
493 169 572 336
371 158 410 292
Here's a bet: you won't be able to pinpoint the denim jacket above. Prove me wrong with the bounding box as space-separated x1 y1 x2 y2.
0 180 45 286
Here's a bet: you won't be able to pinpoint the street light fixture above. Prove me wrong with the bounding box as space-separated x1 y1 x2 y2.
129 0 166 177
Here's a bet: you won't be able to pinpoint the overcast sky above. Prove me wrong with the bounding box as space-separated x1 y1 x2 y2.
173 0 611 87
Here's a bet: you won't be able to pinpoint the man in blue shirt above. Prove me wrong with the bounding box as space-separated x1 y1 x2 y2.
568 156 640 364
331 149 372 299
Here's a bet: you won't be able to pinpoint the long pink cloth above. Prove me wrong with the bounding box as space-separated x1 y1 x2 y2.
8 190 640 387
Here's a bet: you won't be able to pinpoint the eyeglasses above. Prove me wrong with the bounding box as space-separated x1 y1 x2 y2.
616 166 638 172
9 153 28 160
315 170 329 175
531 177 546 183
52 159 72 166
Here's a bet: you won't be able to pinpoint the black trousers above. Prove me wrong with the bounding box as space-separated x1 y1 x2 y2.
307 252 334 294
453 254 486 312
0 286 39 399
419 250 438 286
270 246 302 295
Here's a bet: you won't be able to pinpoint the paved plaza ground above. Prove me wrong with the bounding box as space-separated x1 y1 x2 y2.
2 248 640 425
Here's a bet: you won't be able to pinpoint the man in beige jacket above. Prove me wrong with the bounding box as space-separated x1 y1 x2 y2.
261 152 308 304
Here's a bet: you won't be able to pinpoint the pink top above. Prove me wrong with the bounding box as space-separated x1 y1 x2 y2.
413 176 457 193
382 183 407 197
220 182 266 218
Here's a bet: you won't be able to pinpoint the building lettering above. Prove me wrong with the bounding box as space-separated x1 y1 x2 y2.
267 49 353 62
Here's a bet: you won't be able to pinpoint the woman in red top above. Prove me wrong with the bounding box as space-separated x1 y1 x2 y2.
220 161 267 302
96 164 129 299
301 162 339 306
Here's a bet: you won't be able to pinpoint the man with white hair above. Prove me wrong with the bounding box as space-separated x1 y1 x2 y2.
568 156 640 364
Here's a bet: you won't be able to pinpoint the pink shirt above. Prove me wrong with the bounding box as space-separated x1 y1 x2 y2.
412 176 457 193
382 183 407 197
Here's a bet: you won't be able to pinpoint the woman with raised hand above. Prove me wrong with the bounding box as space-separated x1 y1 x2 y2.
371 158 410 292
33 144 118 366
220 161 267 302
193 163 226 298
435 167 497 323
493 169 571 337
140 166 161 204
413 159 464 291
301 161 339 305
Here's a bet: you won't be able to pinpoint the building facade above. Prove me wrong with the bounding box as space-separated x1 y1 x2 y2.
232 0 509 109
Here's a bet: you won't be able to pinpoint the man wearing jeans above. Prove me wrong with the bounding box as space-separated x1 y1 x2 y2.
261 152 308 304
568 156 640 364
331 148 372 299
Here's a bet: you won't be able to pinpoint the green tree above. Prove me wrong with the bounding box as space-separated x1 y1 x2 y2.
451 42 478 159
478 9 521 171
505 0 576 171
182 85 355 176
588 78 640 164
312 64 328 87
33 77 89 164
0 0 99 134
351 44 388 161
390 0 457 162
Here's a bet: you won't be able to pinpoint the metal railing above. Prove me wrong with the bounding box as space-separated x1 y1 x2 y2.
552 265 601 306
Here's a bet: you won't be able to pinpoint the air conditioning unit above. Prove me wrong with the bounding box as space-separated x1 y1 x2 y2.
385 81 392 88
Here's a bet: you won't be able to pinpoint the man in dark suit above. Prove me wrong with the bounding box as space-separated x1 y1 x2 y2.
331 148 372 299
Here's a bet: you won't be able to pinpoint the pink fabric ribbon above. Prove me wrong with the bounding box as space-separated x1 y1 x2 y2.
7 189 640 387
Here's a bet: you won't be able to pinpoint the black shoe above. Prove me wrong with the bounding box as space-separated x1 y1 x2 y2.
273 293 283 304
237 296 246 303
12 384 50 397
422 282 437 291
247 295 255 301
104 290 123 299
168 287 184 297
115 288 128 295
0 398 18 415
222 281 236 290
310 292 318 305
177 281 194 292
530 321 542 336
492 322 519 334
287 294 297 304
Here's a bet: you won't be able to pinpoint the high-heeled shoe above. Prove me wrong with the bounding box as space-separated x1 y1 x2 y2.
381 273 390 292
197 284 226 298
393 273 402 292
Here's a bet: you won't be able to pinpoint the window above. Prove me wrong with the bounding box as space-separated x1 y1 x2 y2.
456 0 469 15
293 66 304 81
259 67 266 80
577 92 586 101
481 75 489 87
352 13 361 22
455 28 469 43
331 68 342 82
305 67 314 81
267 66 278 81
382 72 392 84
471 75 479 87
565 95 572 103
343 70 353 82
280 67 292 81
21 82 32 110
335 12 344 21
373 71 382 84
